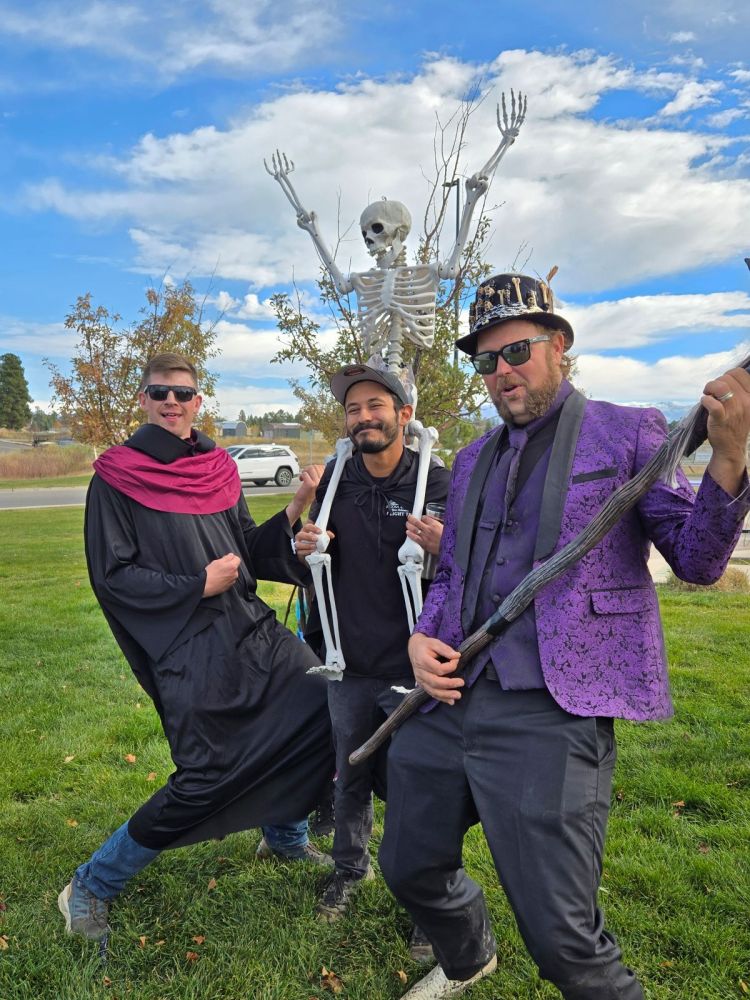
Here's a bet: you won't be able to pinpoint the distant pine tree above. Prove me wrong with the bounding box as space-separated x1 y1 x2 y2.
0 353 32 430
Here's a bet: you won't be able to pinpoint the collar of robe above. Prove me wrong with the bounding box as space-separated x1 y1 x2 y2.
93 424 242 515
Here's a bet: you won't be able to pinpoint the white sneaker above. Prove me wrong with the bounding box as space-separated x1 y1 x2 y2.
402 955 497 998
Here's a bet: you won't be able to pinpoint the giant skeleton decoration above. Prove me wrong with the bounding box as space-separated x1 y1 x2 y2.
266 92 527 679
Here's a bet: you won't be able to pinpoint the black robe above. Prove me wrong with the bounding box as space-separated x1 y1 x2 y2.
84 428 334 850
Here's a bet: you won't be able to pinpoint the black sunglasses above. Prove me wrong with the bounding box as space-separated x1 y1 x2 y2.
469 335 551 374
144 384 198 403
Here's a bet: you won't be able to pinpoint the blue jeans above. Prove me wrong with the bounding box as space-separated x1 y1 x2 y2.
262 819 309 854
76 817 311 899
75 822 161 900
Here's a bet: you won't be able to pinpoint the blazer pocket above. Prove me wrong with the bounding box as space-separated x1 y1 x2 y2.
572 467 618 484
590 587 653 615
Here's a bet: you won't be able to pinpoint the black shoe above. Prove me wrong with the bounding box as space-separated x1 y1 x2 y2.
315 866 374 922
309 787 335 837
409 924 435 963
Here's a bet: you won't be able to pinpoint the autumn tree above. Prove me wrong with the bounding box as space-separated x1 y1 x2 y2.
0 353 32 430
270 98 496 450
45 281 220 446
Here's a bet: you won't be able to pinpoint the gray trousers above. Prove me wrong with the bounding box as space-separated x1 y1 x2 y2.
328 674 412 878
379 678 644 999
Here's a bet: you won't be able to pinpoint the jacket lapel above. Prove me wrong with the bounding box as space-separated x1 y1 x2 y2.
454 428 504 575
534 390 587 561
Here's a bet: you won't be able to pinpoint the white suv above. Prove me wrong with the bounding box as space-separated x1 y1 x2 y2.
230 445 300 487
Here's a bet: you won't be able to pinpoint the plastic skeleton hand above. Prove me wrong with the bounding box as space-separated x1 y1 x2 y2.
264 150 353 295
440 90 527 280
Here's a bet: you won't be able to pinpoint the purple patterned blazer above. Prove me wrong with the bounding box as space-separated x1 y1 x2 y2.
417 391 748 721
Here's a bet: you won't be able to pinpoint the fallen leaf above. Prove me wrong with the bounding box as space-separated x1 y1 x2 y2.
156 940 166 947
0 899 7 913
103 976 113 987
146 772 157 782
138 935 147 948
64 755 76 763
615 789 624 801
192 935 206 945
185 951 200 962
396 969 408 983
660 960 674 968
321 966 344 994
0 936 8 950
66 819 79 828
698 843 710 854
207 878 217 891
124 754 137 764
740 981 748 994
671 800 685 808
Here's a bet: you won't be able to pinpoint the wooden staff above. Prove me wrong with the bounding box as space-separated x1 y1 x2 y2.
349 354 750 766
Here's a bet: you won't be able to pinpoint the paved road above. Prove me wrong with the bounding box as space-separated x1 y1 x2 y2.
0 438 32 453
0 481 300 510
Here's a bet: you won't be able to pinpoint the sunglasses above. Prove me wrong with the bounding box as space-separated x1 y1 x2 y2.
469 334 551 374
144 384 198 403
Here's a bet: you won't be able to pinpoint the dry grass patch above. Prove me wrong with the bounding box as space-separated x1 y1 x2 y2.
662 566 750 593
0 445 95 481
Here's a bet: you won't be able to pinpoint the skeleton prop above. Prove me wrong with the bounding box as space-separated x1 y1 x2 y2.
265 91 527 679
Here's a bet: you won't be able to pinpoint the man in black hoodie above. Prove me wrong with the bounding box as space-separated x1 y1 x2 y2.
294 365 450 943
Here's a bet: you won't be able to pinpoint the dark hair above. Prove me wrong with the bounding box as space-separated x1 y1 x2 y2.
139 353 198 391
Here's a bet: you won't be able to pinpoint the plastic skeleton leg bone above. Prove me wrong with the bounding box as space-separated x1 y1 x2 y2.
397 419 439 632
305 437 354 681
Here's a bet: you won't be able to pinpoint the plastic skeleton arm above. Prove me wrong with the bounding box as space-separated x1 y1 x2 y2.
264 151 354 297
439 90 528 280
305 437 354 681
396 420 439 633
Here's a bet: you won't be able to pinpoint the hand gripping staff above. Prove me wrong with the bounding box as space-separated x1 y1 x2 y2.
349 353 750 766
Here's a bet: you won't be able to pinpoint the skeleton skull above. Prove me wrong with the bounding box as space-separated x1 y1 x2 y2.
360 199 412 258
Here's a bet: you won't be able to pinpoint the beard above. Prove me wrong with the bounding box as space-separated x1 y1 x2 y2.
349 416 400 453
492 353 562 425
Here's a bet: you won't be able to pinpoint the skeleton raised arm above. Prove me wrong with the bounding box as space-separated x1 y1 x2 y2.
264 150 354 296
439 90 527 280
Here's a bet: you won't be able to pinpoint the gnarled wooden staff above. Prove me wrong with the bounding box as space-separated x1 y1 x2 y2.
349 353 750 766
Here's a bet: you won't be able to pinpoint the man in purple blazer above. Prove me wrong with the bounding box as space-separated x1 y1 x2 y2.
378 272 750 1000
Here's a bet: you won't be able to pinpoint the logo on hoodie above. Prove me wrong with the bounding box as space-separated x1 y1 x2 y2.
384 498 409 518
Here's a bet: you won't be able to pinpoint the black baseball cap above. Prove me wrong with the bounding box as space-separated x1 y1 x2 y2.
330 365 411 406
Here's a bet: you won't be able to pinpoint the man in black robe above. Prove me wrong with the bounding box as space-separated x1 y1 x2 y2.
58 352 335 940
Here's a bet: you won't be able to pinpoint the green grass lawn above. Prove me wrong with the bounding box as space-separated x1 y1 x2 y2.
0 474 94 490
0 506 748 999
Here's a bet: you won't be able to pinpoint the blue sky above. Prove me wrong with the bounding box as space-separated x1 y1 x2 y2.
1 0 749 419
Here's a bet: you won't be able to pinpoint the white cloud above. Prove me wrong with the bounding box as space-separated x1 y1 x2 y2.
18 50 750 299
669 31 697 43
730 69 750 83
706 107 747 128
564 291 750 351
657 79 722 116
576 340 750 405
214 383 302 419
0 0 341 82
0 316 73 357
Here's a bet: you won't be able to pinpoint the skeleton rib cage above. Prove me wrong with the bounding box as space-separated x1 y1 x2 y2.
354 265 438 352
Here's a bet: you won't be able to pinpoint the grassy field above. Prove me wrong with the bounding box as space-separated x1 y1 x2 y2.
0 505 748 999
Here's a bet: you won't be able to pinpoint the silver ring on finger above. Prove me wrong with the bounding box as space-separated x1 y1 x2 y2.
716 390 734 402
